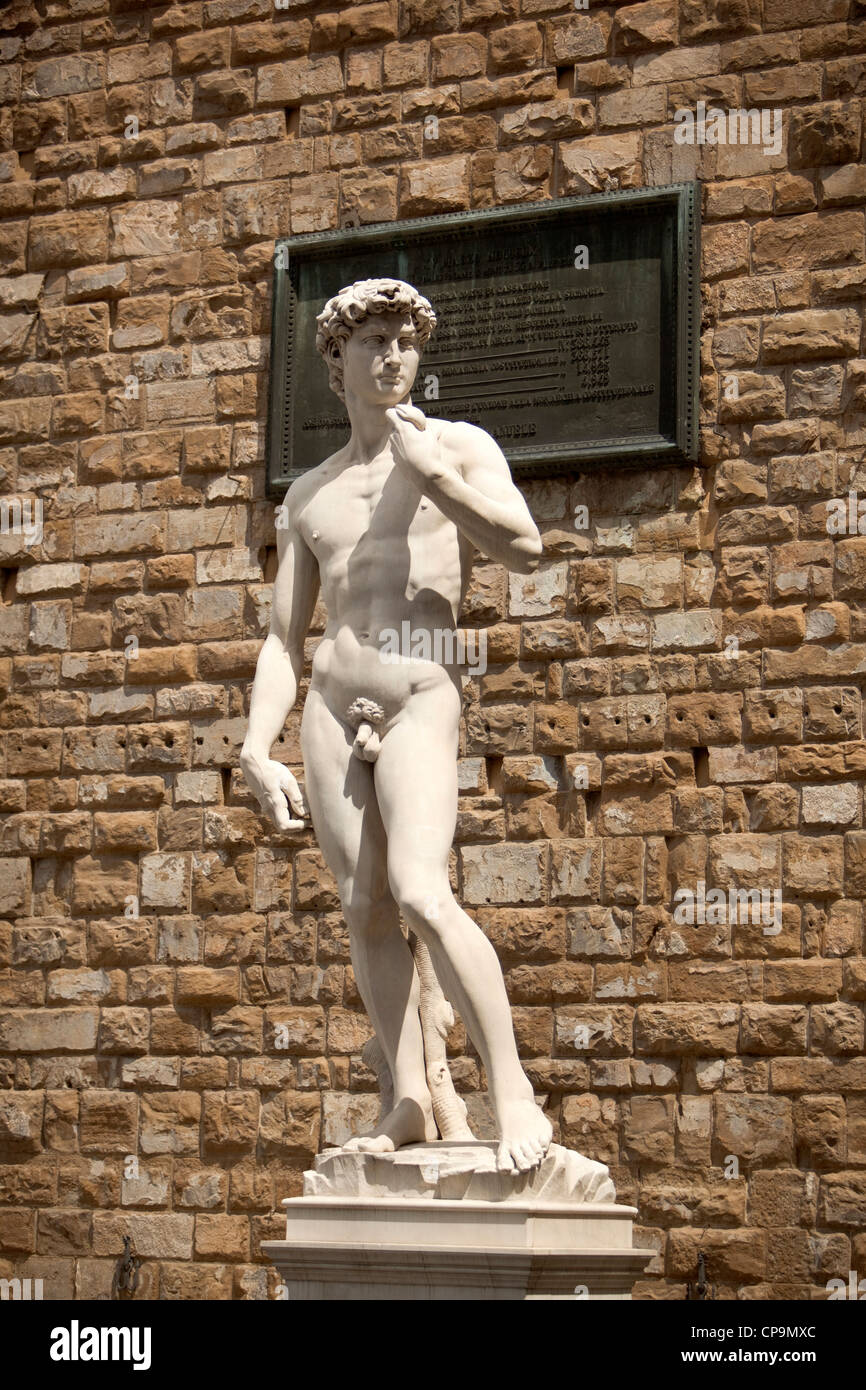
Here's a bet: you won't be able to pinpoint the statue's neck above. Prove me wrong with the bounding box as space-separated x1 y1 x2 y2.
344 392 412 464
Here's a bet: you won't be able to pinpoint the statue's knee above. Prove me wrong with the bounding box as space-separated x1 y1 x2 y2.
393 880 450 936
344 887 393 932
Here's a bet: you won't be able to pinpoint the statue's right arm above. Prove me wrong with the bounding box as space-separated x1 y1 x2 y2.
240 489 320 830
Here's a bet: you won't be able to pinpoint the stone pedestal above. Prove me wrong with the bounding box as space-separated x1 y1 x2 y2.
263 1141 653 1300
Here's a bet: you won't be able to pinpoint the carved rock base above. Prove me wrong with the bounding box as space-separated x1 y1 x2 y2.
263 1142 653 1300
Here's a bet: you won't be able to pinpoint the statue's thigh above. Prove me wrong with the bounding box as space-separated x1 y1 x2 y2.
301 690 389 901
373 703 459 873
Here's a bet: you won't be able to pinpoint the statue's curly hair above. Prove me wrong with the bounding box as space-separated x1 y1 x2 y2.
314 277 437 401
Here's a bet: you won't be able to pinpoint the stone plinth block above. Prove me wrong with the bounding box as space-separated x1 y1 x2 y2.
263 1142 653 1300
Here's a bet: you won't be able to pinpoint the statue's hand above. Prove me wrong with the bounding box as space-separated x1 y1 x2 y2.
240 751 307 832
386 404 451 486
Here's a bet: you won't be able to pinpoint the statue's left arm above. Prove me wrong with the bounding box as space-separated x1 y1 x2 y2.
387 406 542 574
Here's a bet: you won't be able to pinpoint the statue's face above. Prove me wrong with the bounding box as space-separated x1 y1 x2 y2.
340 310 420 407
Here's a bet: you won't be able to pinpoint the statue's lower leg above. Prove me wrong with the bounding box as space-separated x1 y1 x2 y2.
341 910 436 1153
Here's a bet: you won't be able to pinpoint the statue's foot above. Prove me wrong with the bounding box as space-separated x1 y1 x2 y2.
495 1095 553 1175
343 1095 436 1154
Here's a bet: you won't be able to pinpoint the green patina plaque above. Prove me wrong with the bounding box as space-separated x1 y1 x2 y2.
266 183 700 496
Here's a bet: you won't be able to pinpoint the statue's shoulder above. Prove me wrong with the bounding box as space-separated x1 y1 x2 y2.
429 417 496 447
428 416 482 437
430 418 506 470
284 446 348 511
279 473 314 518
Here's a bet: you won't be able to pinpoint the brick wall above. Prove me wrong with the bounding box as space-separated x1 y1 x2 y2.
1 0 865 1300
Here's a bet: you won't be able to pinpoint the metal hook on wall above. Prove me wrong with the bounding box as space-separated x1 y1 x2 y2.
112 1236 141 1300
687 1249 715 1300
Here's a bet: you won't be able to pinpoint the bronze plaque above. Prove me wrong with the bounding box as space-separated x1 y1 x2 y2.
267 184 699 496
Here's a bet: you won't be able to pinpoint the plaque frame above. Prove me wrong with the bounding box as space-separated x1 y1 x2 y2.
266 182 700 497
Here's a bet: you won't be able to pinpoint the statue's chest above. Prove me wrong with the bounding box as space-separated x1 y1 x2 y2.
301 466 445 563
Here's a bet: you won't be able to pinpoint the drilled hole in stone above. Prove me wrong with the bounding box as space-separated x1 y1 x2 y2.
555 65 574 96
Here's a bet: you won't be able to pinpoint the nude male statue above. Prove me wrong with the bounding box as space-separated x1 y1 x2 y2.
241 277 553 1174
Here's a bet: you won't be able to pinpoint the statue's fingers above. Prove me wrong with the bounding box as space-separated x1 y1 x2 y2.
265 789 297 832
276 768 307 818
386 405 425 438
394 402 426 431
383 411 408 454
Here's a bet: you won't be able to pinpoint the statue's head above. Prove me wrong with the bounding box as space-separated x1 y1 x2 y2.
315 277 437 406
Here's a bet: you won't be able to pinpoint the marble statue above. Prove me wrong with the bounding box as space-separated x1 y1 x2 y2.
241 277 553 1175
